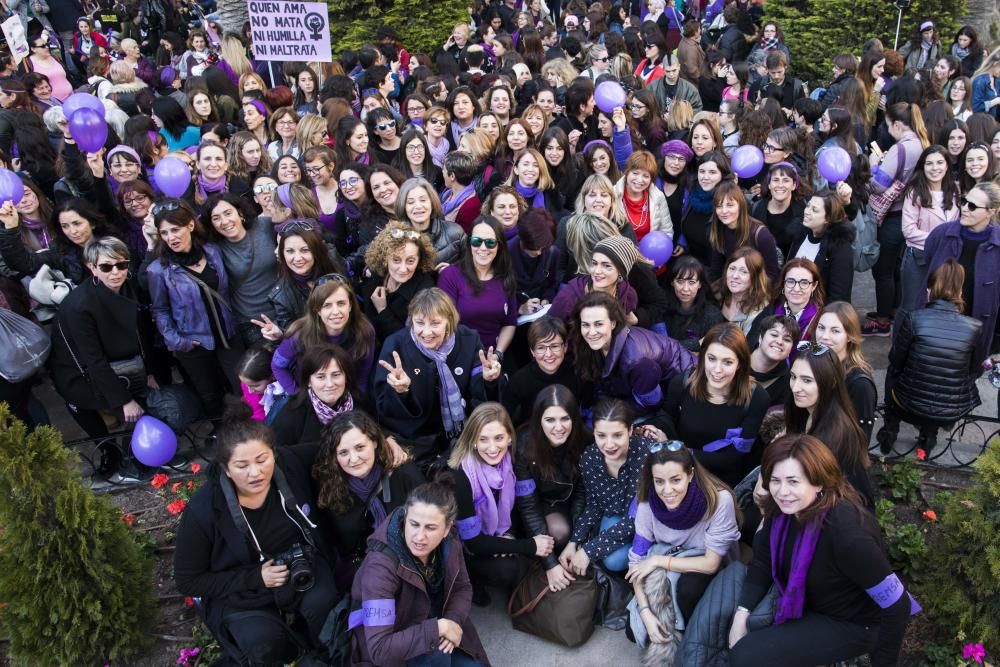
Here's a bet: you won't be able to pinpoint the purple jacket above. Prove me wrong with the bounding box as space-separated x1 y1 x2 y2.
146 244 236 352
350 510 490 667
601 326 696 413
549 276 638 321
920 221 1000 363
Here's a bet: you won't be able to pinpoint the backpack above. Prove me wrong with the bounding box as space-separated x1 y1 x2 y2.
852 203 881 272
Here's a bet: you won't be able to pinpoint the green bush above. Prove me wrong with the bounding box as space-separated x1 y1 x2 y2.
0 405 157 664
327 0 467 58
917 439 1000 648
763 0 967 84
883 458 923 504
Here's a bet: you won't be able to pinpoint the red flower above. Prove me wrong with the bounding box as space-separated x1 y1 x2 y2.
183 596 195 608
187 480 195 490
190 462 202 474
151 473 170 489
121 513 136 527
916 448 927 461
922 510 937 522
171 482 182 493
166 500 188 515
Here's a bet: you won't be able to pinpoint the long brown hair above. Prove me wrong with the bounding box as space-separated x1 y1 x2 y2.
686 323 753 406
313 410 396 513
709 180 754 251
811 302 872 375
448 402 515 469
519 385 590 482
569 291 627 383
284 279 374 367
760 434 863 523
927 259 965 311
716 247 771 313
637 443 738 526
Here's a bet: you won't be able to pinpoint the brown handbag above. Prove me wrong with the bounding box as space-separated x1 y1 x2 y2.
507 563 598 647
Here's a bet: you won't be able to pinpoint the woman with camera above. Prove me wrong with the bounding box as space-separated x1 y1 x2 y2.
173 405 338 666
349 477 490 667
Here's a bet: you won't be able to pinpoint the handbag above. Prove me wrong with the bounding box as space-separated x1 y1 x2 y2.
57 321 147 401
867 144 908 225
508 563 598 647
0 308 51 382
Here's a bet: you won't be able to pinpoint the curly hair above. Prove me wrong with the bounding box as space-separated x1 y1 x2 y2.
364 220 438 275
313 410 396 513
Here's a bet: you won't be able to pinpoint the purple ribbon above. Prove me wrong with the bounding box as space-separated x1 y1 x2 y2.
702 427 754 453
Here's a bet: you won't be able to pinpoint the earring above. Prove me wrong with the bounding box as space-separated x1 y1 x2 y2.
92 274 100 286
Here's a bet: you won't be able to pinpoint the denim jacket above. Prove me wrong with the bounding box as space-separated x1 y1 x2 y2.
145 243 235 352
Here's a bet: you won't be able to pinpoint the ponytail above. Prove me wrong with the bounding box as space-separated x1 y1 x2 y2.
909 104 929 149
886 102 929 148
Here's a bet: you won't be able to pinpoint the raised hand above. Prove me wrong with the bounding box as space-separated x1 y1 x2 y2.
0 200 19 229
251 313 282 341
86 149 106 179
378 351 412 394
370 285 388 313
479 346 501 382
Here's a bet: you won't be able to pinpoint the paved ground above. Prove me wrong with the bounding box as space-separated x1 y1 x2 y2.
34 270 997 665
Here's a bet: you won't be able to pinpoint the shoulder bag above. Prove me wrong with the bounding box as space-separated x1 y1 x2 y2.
508 562 598 647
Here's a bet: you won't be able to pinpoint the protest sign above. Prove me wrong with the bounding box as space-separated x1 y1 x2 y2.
247 1 332 62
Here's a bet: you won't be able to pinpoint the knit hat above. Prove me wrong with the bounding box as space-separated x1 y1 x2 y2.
593 235 650 277
660 139 694 161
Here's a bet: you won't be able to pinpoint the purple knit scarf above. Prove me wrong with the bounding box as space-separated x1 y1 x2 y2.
770 510 827 624
20 217 51 250
440 182 476 218
461 453 516 536
308 389 354 425
514 180 545 209
196 173 226 201
347 463 387 527
648 475 708 530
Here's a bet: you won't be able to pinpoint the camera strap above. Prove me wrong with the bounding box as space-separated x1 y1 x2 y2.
220 475 266 562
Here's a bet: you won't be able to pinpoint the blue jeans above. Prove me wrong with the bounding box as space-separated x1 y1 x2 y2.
407 649 484 667
599 516 631 572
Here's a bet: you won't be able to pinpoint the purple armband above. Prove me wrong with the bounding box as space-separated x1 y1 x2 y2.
631 533 653 557
457 515 482 540
866 573 905 609
347 599 396 629
515 479 536 496
703 428 754 453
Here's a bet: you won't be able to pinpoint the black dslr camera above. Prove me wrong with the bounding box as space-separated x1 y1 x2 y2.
272 543 315 592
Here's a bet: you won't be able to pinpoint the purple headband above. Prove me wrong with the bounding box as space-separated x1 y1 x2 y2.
106 145 141 166
248 99 267 117
768 160 799 187
583 139 612 155
660 139 694 161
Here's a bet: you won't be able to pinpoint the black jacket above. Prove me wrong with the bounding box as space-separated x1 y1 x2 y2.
788 221 856 303
887 300 982 422
173 447 331 636
269 397 324 448
750 197 805 258
514 429 585 570
358 271 437 346
717 25 754 64
819 73 854 110
373 324 500 467
49 277 152 411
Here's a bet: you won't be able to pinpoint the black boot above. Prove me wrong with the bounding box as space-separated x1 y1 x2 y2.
876 427 897 455
917 427 938 457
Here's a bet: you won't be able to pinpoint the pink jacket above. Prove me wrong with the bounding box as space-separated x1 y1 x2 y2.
901 190 959 250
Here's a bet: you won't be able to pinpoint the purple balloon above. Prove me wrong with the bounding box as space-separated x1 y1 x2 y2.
131 415 178 467
154 156 192 198
277 183 293 209
817 146 852 183
731 145 765 179
639 231 674 269
68 108 108 153
62 92 105 120
0 168 24 205
594 80 627 114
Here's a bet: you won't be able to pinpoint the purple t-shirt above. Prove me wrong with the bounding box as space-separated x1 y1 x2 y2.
438 265 518 350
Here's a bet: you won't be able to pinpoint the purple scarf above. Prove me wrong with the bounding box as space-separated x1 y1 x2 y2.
775 300 818 335
308 389 354 425
770 510 827 624
20 217 51 250
409 327 465 434
428 136 449 168
514 180 545 209
196 173 226 202
440 182 477 218
648 475 708 530
461 453 516 536
347 463 387 527
450 117 477 146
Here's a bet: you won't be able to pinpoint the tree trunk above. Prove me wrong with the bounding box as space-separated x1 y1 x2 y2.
216 0 250 35
964 0 1000 44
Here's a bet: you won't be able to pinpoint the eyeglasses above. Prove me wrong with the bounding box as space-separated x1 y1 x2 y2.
339 176 361 189
253 183 278 194
97 260 130 273
316 273 350 287
532 342 565 354
664 153 687 163
304 165 328 176
405 143 424 153
427 117 447 126
648 440 685 454
390 228 422 240
762 143 783 153
277 118 296 126
375 120 397 131
151 200 182 216
470 236 498 249
960 196 985 211
407 106 426 114
280 219 317 235
628 103 646 111
784 278 813 290
123 194 149 205
796 340 830 356
594 56 610 63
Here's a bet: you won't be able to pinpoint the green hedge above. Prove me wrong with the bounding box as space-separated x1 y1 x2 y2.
763 0 967 85
328 0 468 58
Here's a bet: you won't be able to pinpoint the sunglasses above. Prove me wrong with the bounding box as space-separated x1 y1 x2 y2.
390 228 422 240
339 176 361 189
316 273 350 287
648 439 685 454
151 200 182 216
796 340 830 356
470 236 498 249
960 196 985 211
280 219 317 235
594 56 610 63
427 117 447 126
375 120 397 131
97 260 130 273
253 183 278 194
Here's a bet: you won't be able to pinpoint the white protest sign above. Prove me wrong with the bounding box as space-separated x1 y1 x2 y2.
2 16 29 66
247 1 332 62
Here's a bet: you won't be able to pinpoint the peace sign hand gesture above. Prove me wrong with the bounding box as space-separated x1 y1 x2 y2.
479 346 501 383
251 313 282 341
378 351 412 394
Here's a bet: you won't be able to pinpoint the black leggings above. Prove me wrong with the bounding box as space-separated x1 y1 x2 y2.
729 612 878 667
465 553 522 593
873 211 904 318
676 571 715 621
175 340 244 418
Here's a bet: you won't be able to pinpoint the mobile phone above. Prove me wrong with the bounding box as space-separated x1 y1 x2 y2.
869 141 882 155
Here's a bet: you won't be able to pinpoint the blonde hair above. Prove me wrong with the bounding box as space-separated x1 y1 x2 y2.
364 220 438 275
574 173 627 229
295 114 328 152
109 60 136 84
666 99 694 132
508 148 555 190
221 35 252 77
447 402 515 469
541 58 579 87
408 287 459 337
566 212 622 276
459 128 497 164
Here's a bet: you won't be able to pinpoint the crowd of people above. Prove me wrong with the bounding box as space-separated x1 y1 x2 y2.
1 0 998 664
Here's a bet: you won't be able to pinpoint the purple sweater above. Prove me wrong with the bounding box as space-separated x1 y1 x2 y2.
438 265 517 350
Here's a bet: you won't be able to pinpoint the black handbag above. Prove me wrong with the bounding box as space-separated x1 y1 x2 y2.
58 321 147 401
591 562 633 631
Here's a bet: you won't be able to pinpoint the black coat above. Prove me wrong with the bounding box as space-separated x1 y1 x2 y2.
887 300 982 422
269 397 324 448
373 324 500 467
49 277 151 411
788 221 856 303
358 271 437 346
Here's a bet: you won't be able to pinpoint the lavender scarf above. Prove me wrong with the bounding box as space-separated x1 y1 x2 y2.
514 180 545 209
428 136 449 168
648 475 708 530
450 117 477 146
409 327 465 434
20 217 51 250
462 453 516 536
196 173 226 202
308 389 354 425
440 182 477 219
347 463 387 527
770 510 827 624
